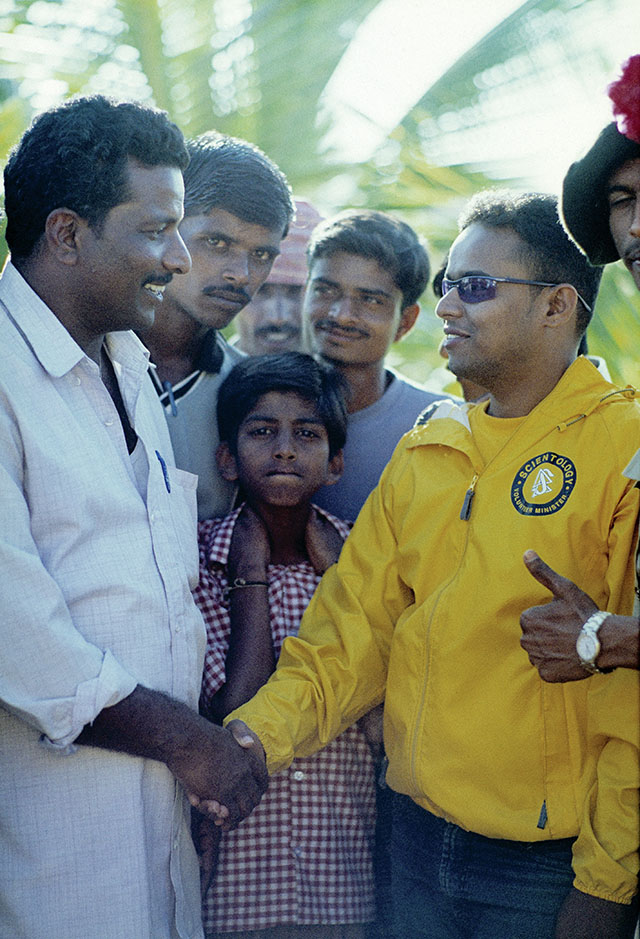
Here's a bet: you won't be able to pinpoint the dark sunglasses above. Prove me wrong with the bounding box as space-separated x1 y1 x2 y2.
441 275 592 313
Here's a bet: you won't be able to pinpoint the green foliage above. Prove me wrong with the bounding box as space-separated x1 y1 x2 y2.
0 0 638 389
591 263 640 387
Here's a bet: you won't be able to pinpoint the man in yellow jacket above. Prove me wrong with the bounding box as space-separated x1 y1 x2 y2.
223 191 640 938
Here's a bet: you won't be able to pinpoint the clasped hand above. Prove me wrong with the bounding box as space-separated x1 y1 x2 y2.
179 719 267 830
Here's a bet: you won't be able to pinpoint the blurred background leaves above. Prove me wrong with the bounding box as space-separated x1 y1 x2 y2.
0 0 638 391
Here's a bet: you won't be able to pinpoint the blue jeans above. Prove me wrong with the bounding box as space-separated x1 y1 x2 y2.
390 792 576 938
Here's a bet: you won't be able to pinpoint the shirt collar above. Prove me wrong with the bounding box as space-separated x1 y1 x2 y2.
0 260 150 381
200 503 351 569
0 261 86 378
194 329 225 374
201 506 243 568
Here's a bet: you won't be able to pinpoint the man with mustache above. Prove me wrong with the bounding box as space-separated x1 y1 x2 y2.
142 131 295 519
224 191 640 937
305 209 445 522
0 96 267 939
520 55 640 681
233 199 323 356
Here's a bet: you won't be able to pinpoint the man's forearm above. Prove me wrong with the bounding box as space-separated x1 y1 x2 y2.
76 684 207 762
77 685 269 828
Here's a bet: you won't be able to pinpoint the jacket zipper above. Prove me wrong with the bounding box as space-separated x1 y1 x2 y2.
410 470 476 787
460 473 479 520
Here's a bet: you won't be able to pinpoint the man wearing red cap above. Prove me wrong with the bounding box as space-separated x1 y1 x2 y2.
234 199 323 355
520 56 640 682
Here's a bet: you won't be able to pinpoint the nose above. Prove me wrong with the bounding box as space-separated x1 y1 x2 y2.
270 293 299 324
273 429 296 461
435 288 462 320
222 252 250 286
163 230 191 275
327 295 354 321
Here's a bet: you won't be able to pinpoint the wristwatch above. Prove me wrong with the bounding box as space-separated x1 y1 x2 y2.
576 611 610 674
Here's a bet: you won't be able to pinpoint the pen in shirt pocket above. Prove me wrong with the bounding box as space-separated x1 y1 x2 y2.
155 450 171 493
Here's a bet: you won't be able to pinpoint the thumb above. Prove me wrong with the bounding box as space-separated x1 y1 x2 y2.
226 718 255 746
227 718 264 754
522 550 575 599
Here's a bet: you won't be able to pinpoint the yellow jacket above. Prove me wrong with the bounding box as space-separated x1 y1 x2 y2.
231 358 640 903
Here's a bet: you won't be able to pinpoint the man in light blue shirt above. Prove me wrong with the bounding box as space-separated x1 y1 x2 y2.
0 95 266 939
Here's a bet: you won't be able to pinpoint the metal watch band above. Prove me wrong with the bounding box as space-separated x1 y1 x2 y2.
577 610 610 674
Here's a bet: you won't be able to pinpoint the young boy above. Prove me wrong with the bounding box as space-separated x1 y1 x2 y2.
194 352 376 938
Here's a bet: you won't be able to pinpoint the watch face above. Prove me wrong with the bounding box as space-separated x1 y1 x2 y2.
577 632 599 663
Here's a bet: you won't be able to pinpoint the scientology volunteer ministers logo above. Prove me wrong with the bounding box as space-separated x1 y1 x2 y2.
511 452 576 515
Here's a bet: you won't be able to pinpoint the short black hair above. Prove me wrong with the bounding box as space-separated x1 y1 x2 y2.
217 352 347 459
183 131 294 237
457 191 603 335
4 95 188 260
307 209 430 308
561 122 640 264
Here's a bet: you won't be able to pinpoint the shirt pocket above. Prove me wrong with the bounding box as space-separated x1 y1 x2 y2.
166 465 200 589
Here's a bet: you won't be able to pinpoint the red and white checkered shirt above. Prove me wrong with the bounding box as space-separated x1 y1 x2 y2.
195 505 376 933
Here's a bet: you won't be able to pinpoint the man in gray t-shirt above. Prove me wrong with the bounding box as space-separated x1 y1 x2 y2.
306 210 447 522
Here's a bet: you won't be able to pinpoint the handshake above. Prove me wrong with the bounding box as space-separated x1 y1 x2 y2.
76 686 269 831
179 719 268 830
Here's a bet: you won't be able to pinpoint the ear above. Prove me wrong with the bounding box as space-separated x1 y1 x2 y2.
44 208 84 266
216 442 239 482
394 303 420 343
323 449 344 487
543 285 579 330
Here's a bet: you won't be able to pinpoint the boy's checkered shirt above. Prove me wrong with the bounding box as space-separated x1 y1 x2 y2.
195 505 376 933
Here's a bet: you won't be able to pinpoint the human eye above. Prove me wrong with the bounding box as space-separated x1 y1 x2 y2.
145 224 168 240
206 235 229 249
253 248 275 263
358 292 382 306
296 427 320 439
609 192 634 210
311 282 331 296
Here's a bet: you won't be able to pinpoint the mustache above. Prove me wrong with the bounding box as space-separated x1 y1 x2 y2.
315 318 368 337
202 285 251 304
143 272 173 287
254 324 300 338
623 240 640 263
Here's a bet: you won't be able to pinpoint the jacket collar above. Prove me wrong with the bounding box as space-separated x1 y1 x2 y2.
405 356 639 456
